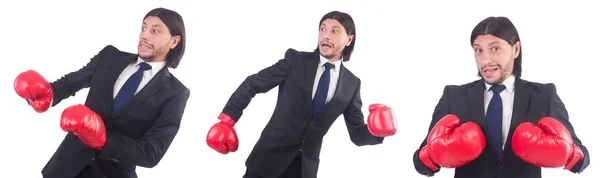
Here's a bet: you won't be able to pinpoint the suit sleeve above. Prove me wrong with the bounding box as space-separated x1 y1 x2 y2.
49 45 115 106
547 84 590 173
413 86 450 176
221 49 295 122
97 88 191 168
342 79 384 146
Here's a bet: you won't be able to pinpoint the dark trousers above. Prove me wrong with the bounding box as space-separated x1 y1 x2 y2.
243 152 302 178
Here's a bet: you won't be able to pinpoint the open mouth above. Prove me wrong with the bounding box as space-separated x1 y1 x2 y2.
139 42 152 49
482 66 499 74
320 42 333 49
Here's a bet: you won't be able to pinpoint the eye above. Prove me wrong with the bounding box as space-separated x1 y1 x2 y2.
320 27 326 32
492 47 500 51
141 27 146 31
333 30 339 34
474 48 482 53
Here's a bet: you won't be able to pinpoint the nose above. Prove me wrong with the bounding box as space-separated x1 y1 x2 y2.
319 35 328 43
140 30 150 40
319 31 331 41
479 51 493 64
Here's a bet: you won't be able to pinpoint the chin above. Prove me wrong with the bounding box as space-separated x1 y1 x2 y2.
483 77 501 84
319 51 333 58
318 48 327 54
138 48 151 54
138 53 152 59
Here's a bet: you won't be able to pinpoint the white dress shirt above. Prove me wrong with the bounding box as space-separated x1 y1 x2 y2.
311 55 342 103
483 75 515 150
113 57 167 98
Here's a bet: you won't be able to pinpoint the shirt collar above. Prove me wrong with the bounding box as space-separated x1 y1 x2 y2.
485 74 515 93
318 55 342 71
135 57 166 75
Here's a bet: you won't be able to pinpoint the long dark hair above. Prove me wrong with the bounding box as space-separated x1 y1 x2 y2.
470 16 522 78
313 11 356 61
144 7 186 69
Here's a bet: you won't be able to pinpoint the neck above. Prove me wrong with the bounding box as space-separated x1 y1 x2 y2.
141 55 167 63
327 59 340 63
326 55 342 63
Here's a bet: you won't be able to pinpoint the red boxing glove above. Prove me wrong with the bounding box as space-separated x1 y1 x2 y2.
512 117 584 170
367 103 397 137
419 114 486 171
14 70 53 113
60 104 106 150
206 113 239 154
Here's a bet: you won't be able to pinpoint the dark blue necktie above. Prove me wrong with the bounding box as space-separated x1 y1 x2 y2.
486 84 505 160
113 62 151 115
312 63 334 118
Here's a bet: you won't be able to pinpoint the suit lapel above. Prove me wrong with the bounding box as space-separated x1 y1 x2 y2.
104 54 137 116
467 79 487 134
467 78 533 162
467 79 503 163
112 66 171 119
304 52 347 120
304 53 319 111
502 78 531 156
313 64 346 119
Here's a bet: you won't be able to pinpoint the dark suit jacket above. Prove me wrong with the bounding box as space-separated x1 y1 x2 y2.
41 45 190 178
413 78 590 178
222 48 383 178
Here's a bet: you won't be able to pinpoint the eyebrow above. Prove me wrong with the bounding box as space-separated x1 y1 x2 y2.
320 24 342 29
142 22 162 28
473 40 500 47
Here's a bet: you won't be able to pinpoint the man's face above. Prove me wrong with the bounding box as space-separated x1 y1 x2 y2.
473 34 520 84
318 19 353 61
138 16 179 62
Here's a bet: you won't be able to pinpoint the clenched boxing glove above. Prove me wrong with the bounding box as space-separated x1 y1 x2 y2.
512 117 584 170
367 103 397 137
14 70 53 113
207 113 239 154
60 104 106 150
419 114 486 171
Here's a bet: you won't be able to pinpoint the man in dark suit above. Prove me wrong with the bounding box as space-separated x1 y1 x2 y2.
13 7 190 178
204 11 397 178
412 16 590 178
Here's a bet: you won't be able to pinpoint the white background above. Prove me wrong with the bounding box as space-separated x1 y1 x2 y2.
1 0 598 177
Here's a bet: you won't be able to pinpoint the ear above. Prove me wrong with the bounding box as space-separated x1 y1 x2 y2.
346 34 354 46
512 41 521 59
170 35 181 49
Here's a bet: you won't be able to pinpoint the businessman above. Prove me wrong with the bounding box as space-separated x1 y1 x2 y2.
13 7 190 178
412 16 590 178
205 11 397 178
